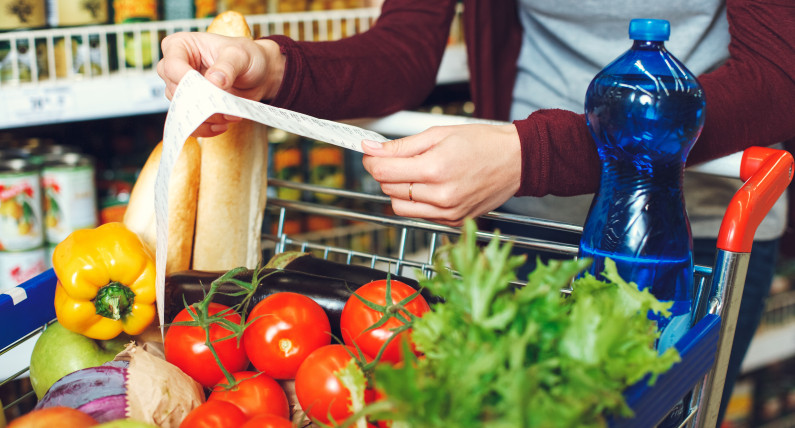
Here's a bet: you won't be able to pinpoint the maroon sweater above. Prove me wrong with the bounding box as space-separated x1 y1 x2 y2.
267 0 795 198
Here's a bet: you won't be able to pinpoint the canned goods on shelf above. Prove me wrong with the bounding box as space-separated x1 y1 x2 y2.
41 152 98 245
0 0 46 31
47 0 110 27
0 246 47 291
0 158 44 252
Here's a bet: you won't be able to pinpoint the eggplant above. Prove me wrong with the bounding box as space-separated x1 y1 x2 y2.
166 269 361 339
265 251 422 289
164 258 441 339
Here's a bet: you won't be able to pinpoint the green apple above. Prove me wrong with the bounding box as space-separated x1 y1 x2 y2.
95 419 159 428
29 321 131 399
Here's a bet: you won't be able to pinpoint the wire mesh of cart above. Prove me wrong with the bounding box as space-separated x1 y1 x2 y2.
0 114 791 427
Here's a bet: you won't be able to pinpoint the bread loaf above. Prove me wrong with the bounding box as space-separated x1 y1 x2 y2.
192 11 269 270
123 138 201 274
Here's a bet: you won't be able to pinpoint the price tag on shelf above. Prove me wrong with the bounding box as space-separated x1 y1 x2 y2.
153 70 389 333
9 86 75 121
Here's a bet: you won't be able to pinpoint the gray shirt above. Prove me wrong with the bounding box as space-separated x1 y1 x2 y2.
509 0 787 241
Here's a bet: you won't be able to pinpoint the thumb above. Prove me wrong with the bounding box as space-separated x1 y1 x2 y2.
361 132 435 158
204 46 252 91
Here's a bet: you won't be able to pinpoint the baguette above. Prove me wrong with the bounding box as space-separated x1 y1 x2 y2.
192 11 269 270
122 138 201 274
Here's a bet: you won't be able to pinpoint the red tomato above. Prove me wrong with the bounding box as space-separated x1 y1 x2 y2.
165 303 249 388
294 344 369 424
208 371 290 419
179 400 247 428
240 414 293 428
243 292 331 379
340 279 430 363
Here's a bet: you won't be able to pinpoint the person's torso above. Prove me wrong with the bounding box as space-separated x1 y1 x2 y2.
506 0 786 240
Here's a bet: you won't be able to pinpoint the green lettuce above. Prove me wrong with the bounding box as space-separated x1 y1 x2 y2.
371 220 680 428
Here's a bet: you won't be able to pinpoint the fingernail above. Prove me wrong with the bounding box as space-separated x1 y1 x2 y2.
207 71 227 87
362 139 383 149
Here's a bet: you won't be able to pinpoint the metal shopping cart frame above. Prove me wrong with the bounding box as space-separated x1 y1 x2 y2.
1 113 791 427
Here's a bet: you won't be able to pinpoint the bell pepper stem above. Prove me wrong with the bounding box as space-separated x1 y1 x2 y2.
94 282 136 320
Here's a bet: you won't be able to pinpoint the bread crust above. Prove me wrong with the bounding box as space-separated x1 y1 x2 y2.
192 11 269 270
123 138 201 274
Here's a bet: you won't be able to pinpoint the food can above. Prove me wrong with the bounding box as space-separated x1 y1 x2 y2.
47 0 109 27
41 153 98 245
0 158 44 252
0 0 46 31
0 246 46 290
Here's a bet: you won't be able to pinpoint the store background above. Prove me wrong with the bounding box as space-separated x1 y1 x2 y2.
0 1 792 427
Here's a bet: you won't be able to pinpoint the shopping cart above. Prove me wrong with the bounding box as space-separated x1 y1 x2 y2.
0 112 791 428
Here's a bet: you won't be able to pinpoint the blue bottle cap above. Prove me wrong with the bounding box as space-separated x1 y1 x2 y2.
629 19 670 41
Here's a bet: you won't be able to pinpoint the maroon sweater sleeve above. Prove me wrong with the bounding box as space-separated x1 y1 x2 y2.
265 0 457 120
515 0 795 198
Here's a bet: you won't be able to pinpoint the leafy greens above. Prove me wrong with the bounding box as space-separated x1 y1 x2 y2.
371 220 681 428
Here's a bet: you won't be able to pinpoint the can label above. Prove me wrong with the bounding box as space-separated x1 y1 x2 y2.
0 170 43 251
0 0 46 30
113 0 158 23
42 159 97 244
0 247 46 291
47 0 109 26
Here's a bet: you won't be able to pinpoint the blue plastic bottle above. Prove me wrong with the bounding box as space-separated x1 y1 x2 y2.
578 19 705 353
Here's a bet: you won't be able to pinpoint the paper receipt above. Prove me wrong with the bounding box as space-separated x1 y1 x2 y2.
154 70 389 332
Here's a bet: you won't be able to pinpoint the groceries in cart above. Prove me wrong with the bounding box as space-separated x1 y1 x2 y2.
13 214 680 427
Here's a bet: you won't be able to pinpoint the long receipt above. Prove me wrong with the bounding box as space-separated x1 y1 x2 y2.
154 70 389 332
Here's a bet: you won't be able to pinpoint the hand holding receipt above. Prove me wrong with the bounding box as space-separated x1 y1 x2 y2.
154 69 389 332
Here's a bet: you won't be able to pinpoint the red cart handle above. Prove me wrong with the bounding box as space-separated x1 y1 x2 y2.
717 147 794 253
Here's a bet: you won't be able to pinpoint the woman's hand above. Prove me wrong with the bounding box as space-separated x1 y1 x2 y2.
362 124 522 226
157 32 285 137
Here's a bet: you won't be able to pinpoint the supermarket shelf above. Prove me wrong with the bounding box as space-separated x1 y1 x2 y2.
0 8 468 130
0 73 169 128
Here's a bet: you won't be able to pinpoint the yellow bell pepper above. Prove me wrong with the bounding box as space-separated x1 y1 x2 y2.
52 222 157 340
